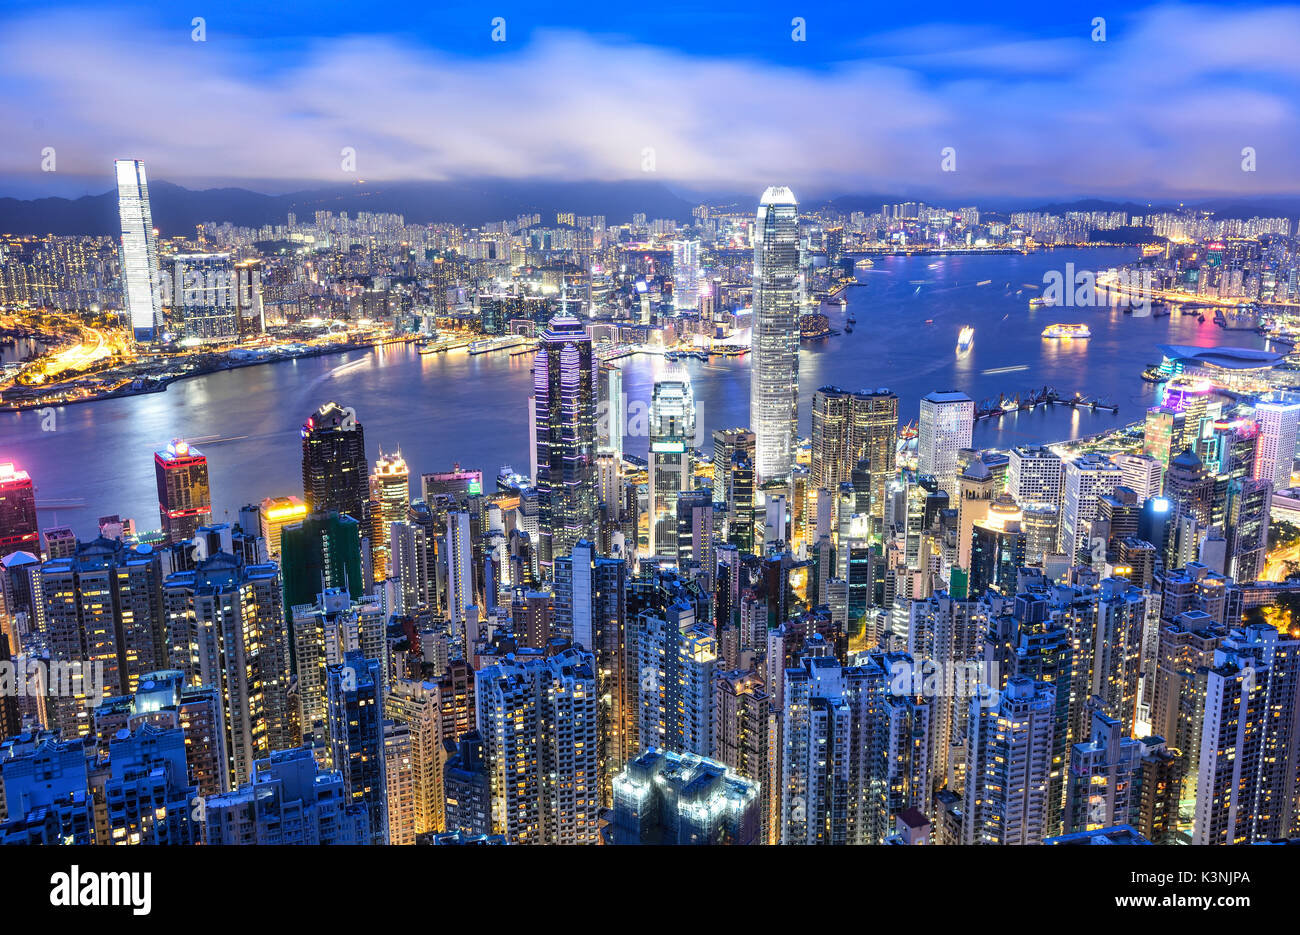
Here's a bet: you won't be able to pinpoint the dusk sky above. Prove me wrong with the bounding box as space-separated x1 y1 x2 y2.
3 0 1299 201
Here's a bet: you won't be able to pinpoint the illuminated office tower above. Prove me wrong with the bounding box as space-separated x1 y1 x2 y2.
676 488 714 572
1008 445 1062 510
369 450 409 582
104 723 199 845
810 387 898 512
203 746 367 845
609 749 759 845
475 647 600 844
115 159 163 342
712 428 755 503
726 451 756 552
1115 452 1163 502
386 678 444 836
327 652 387 845
647 364 696 558
1226 476 1271 582
918 391 974 499
301 401 369 525
279 511 364 621
40 537 167 735
533 314 598 568
446 510 475 648
968 495 1027 597
964 676 1056 845
257 495 307 559
1253 393 1300 487
167 253 238 343
1142 406 1181 470
713 670 775 844
0 462 38 558
384 721 416 845
750 186 801 481
154 439 211 544
672 238 700 310
597 363 624 460
553 540 628 805
1060 453 1121 563
163 552 294 787
1064 711 1141 834
1193 622 1300 845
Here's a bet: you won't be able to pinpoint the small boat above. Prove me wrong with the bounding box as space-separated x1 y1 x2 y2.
956 325 975 355
845 323 854 333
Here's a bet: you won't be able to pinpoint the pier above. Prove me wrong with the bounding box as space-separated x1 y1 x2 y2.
974 385 1119 421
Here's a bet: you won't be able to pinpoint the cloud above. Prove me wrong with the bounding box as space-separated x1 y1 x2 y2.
2 3 1299 198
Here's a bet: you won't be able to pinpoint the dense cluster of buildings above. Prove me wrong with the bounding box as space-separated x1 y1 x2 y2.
4 179 1300 848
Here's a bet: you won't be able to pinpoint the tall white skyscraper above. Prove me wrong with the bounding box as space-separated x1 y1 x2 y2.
750 186 801 481
918 391 974 499
647 364 696 557
1007 445 1063 509
1253 394 1300 488
672 239 700 310
115 158 163 342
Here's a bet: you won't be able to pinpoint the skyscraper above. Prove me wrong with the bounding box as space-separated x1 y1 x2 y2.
810 387 898 514
0 462 38 559
115 158 163 342
1253 393 1300 487
533 314 597 569
964 677 1057 845
553 540 628 806
301 401 369 525
750 186 801 481
672 239 701 310
154 439 212 544
475 647 600 844
918 391 974 499
369 450 409 582
327 651 388 845
647 364 696 558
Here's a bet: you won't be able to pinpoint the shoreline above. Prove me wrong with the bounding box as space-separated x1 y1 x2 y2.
0 335 415 414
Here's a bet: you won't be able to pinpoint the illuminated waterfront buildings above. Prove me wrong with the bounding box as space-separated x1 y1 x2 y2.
154 439 211 544
167 253 238 344
750 186 801 481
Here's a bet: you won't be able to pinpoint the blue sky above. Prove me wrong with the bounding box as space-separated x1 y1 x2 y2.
2 1 1299 200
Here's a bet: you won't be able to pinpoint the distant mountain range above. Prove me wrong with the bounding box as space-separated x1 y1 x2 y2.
1 179 1297 237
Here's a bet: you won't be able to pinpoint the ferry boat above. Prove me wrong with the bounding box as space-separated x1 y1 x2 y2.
1041 323 1091 339
1029 296 1056 308
956 326 975 355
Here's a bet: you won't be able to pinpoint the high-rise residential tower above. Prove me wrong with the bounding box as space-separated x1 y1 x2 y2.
750 186 801 481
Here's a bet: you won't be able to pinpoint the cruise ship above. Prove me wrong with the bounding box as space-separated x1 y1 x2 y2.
956 325 975 354
1041 323 1092 339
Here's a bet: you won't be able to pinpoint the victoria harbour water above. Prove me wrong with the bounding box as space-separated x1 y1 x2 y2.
0 247 1275 536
